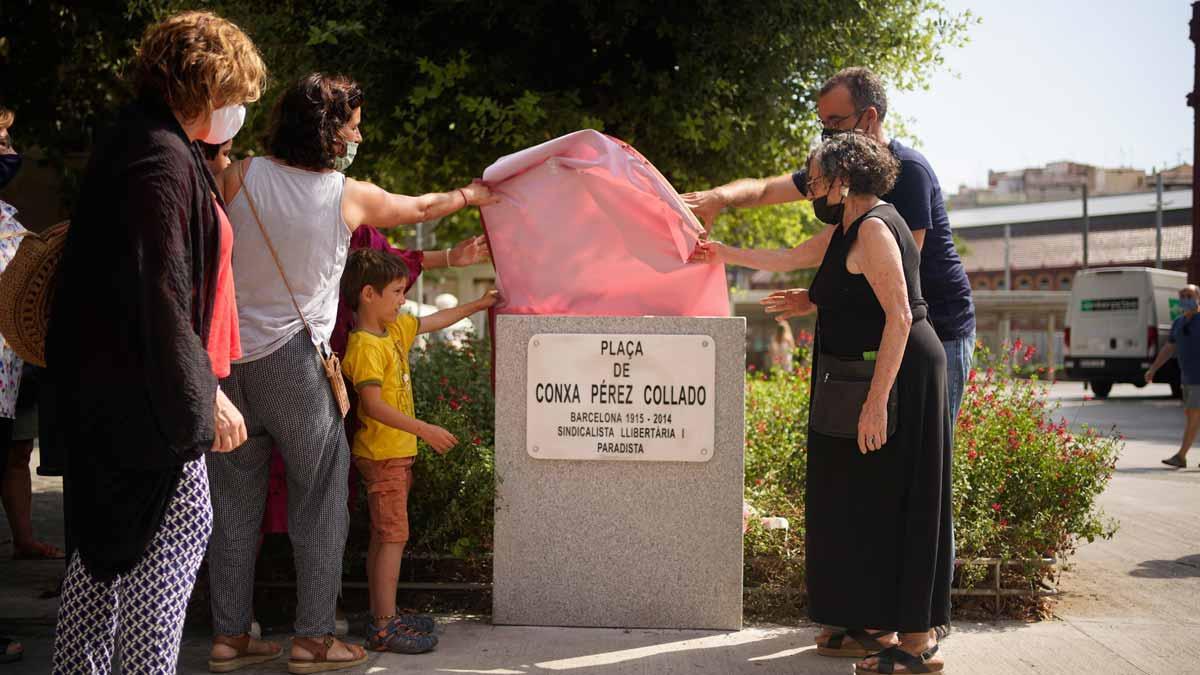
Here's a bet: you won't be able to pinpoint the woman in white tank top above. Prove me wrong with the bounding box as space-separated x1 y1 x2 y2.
207 73 497 671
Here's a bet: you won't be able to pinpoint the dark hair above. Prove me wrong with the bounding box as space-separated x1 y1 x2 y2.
808 132 899 197
341 249 408 311
266 73 363 171
197 139 230 160
820 67 888 121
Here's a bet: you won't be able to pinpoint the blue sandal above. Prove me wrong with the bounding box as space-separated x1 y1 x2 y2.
364 618 438 654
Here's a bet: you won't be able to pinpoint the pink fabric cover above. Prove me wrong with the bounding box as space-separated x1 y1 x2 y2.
481 130 729 317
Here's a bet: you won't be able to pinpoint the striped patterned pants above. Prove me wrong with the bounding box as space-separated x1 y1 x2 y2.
52 458 212 674
206 331 350 637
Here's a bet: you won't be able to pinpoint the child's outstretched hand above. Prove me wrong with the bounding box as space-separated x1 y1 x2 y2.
419 423 458 455
475 289 500 309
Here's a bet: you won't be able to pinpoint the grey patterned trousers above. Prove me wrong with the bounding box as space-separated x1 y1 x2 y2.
206 330 350 637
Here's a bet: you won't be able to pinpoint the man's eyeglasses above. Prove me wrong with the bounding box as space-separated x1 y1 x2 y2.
820 109 867 141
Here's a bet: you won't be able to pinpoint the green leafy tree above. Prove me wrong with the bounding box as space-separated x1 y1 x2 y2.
2 0 973 247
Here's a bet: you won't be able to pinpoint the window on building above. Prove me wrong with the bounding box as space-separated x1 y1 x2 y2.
1017 275 1033 290
995 277 1007 290
1058 274 1073 290
973 277 990 290
1037 275 1052 290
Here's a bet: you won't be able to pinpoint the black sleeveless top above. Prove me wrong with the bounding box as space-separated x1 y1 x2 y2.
808 203 927 359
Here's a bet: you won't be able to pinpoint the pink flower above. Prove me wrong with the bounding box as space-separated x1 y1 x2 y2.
991 502 1002 512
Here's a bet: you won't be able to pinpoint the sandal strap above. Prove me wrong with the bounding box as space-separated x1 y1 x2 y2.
826 630 847 649
873 644 939 674
213 634 251 652
846 628 893 650
292 636 334 662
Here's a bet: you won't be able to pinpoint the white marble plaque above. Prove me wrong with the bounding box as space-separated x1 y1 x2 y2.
525 333 715 462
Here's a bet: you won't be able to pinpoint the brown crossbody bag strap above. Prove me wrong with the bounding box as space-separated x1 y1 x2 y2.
237 159 350 417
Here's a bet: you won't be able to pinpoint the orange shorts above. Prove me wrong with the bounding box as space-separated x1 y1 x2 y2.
353 456 415 544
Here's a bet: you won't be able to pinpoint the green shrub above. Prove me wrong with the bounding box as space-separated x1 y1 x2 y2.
742 339 1120 611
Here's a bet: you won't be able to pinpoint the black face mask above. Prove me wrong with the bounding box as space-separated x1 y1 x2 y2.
812 195 844 225
0 153 20 190
821 110 866 141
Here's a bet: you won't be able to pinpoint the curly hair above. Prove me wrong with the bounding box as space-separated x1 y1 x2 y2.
266 73 364 171
809 132 899 197
341 248 408 311
132 11 267 122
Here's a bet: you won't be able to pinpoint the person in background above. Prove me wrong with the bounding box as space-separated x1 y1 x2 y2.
0 107 62 563
0 105 27 666
200 138 234 178
1146 284 1200 469
767 321 796 372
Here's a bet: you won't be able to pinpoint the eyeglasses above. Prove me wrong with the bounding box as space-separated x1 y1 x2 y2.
820 110 867 141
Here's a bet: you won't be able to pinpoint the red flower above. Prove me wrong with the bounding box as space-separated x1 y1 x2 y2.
991 502 1002 512
968 369 977 383
1023 345 1036 362
449 400 461 410
748 364 756 372
999 519 1008 528
755 478 765 486
967 449 978 461
472 436 482 445
1013 338 1024 352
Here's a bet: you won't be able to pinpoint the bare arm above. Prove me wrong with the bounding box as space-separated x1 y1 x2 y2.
690 224 836 272
422 235 490 269
681 174 805 229
418 290 500 334
912 228 926 251
855 218 913 454
342 179 499 231
358 385 457 453
1146 341 1177 382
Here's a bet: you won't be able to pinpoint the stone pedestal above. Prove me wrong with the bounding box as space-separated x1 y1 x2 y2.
493 315 745 630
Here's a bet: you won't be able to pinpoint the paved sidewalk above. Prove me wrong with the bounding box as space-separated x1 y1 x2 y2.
2 382 1198 674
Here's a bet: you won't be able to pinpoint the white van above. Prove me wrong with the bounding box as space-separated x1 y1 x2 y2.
1063 267 1186 399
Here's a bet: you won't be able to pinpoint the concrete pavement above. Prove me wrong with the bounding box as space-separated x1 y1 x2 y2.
1 382 1198 673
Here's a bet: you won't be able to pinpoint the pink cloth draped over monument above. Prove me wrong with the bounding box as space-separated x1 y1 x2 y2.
480 130 729 317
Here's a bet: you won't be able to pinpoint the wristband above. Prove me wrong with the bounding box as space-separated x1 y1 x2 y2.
445 248 454 267
457 188 469 207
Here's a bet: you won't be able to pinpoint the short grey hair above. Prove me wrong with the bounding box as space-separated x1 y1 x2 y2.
820 67 888 121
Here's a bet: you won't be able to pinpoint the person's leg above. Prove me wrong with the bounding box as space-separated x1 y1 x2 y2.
942 333 974 426
0 418 22 663
206 362 275 654
1165 388 1200 467
51 552 119 674
113 458 213 672
3 437 61 558
1178 408 1200 460
254 334 357 662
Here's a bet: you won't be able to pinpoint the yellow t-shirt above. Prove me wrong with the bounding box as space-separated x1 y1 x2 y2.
342 313 421 461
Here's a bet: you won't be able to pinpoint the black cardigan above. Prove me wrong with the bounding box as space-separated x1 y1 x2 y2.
47 96 222 580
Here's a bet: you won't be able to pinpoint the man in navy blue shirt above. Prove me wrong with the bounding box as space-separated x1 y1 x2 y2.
683 67 977 422
1146 284 1200 468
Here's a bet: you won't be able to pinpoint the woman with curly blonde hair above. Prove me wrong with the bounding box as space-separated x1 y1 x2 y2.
48 10 266 673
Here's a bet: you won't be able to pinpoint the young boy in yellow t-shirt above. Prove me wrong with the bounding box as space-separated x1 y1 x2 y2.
340 248 498 654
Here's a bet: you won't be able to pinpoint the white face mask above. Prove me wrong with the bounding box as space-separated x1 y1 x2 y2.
201 104 246 144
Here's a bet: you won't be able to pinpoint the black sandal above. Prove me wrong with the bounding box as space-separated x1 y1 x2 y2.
817 628 896 658
855 644 944 673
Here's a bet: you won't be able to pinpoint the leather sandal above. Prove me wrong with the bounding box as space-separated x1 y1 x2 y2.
855 644 945 674
288 635 368 674
208 634 282 673
817 628 897 658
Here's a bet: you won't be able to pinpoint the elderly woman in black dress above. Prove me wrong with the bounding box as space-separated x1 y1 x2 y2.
692 132 951 674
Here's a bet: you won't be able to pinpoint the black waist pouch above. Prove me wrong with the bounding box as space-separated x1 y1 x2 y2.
809 352 898 440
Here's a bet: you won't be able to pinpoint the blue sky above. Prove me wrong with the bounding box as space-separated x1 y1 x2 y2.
889 0 1193 193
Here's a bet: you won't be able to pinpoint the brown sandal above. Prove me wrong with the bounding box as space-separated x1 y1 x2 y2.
288 635 369 674
208 634 283 673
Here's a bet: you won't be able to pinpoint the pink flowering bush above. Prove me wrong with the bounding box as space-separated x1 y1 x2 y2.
743 339 1120 616
952 343 1120 590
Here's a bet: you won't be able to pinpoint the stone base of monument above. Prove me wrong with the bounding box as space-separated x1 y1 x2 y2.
493 315 745 630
